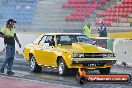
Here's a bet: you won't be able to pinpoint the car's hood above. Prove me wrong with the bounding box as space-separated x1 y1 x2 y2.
56 42 112 53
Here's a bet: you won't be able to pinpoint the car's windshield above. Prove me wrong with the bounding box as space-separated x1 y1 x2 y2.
56 35 95 45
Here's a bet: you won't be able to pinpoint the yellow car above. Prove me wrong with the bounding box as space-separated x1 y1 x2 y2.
23 33 116 75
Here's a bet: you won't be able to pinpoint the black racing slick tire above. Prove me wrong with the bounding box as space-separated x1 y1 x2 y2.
30 56 42 73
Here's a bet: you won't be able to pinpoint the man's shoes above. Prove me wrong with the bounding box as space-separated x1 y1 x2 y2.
7 71 14 75
0 68 4 74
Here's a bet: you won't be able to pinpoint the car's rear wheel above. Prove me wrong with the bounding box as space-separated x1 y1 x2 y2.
58 58 69 76
99 67 111 74
30 56 42 73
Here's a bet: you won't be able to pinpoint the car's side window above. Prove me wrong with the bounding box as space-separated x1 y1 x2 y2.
39 35 54 46
39 36 47 46
44 36 50 46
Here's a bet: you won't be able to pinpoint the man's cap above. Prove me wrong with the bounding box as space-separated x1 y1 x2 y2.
6 19 17 23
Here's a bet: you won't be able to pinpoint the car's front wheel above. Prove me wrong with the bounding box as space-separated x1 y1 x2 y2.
58 58 69 76
30 56 42 73
99 67 111 74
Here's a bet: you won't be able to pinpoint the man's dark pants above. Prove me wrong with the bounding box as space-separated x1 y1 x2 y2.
1 44 15 71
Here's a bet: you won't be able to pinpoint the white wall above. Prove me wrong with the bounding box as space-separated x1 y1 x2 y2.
0 33 41 54
0 37 4 52
113 39 132 66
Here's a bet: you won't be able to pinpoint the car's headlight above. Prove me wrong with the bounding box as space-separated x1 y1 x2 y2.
103 54 114 58
102 54 108 57
108 54 114 57
73 53 84 58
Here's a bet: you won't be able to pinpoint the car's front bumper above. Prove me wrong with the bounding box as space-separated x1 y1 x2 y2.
70 58 117 69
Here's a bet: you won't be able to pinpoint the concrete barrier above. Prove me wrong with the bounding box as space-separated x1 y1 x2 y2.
109 27 132 30
113 39 132 67
111 23 130 27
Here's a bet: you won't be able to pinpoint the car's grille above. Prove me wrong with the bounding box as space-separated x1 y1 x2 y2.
84 53 104 58
82 63 105 66
71 60 116 65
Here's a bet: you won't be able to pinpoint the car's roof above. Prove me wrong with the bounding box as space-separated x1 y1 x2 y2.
42 33 83 36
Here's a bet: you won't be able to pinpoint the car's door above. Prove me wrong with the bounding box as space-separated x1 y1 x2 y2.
42 35 57 67
34 35 57 67
34 35 49 65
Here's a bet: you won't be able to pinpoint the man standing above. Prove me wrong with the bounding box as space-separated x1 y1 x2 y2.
97 21 107 37
0 19 21 75
83 24 91 37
